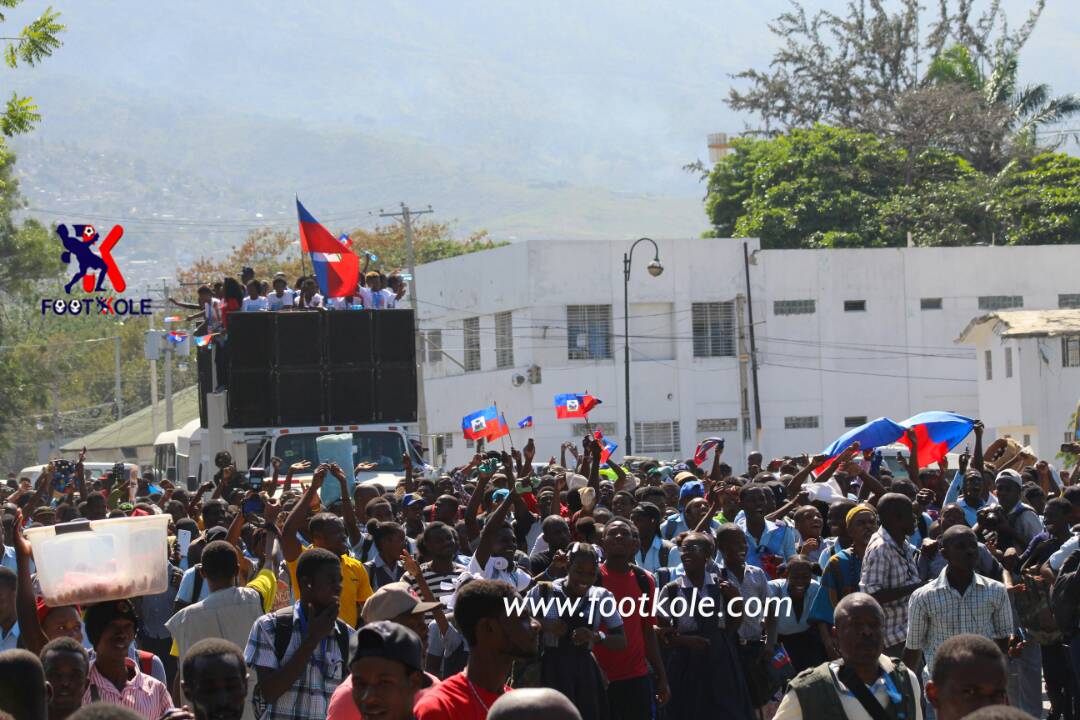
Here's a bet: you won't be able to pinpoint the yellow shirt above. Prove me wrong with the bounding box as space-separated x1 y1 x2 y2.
286 549 373 628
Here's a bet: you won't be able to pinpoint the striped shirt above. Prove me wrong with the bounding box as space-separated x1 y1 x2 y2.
906 568 1012 672
83 658 173 719
407 561 467 605
860 527 920 648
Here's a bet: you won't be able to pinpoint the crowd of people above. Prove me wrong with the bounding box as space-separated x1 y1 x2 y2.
1 421 1079 720
168 265 408 337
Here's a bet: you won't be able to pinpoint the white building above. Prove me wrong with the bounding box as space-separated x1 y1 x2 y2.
415 238 1080 465
957 310 1080 458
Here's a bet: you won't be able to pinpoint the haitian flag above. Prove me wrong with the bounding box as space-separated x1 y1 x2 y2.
487 414 511 442
693 437 724 466
594 430 617 464
296 198 360 298
194 333 217 348
898 411 975 468
554 393 601 419
462 406 500 440
518 416 533 429
816 417 905 473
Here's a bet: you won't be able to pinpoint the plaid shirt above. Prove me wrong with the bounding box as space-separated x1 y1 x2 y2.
906 567 1012 672
860 528 921 648
244 603 356 720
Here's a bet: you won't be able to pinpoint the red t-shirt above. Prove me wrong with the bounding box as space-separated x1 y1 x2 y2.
413 672 509 720
593 564 654 682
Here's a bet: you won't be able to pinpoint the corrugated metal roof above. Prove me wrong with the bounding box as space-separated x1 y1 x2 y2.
957 310 1080 343
60 385 199 452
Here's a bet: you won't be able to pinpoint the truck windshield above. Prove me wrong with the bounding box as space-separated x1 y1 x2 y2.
273 432 407 472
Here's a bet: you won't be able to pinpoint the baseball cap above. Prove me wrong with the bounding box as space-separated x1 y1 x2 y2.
401 493 424 508
351 620 424 673
678 480 704 504
995 469 1022 490
673 471 697 485
361 582 441 624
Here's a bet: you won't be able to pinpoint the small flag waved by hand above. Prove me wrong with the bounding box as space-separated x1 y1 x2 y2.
518 416 533 429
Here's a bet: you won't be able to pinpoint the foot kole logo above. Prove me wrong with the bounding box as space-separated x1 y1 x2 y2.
43 223 152 317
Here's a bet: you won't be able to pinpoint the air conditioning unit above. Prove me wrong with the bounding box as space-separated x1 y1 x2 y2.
511 373 526 387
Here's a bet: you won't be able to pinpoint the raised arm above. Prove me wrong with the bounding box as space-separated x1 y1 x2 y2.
463 470 491 543
13 512 47 655
474 485 515 570
786 453 827 497
330 463 361 546
972 420 985 472
280 465 326 562
74 448 87 500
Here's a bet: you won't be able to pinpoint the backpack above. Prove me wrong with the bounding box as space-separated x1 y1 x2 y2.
1050 548 1080 633
252 606 352 716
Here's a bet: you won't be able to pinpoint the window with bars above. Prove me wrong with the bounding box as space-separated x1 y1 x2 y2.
691 302 735 357
495 311 514 369
784 416 819 429
425 330 442 364
921 297 943 310
697 418 738 432
774 299 815 316
843 300 866 312
633 421 681 454
463 317 480 372
573 422 618 437
1005 347 1013 378
1063 336 1080 368
844 416 868 428
985 350 993 380
1060 294 1080 309
567 305 612 360
978 295 1023 311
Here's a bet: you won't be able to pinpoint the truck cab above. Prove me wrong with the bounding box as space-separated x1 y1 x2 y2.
267 424 423 491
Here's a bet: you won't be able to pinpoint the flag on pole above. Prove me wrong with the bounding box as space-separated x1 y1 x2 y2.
462 406 509 441
166 331 188 344
554 393 602 419
194 334 217 348
163 316 182 323
693 437 724 466
296 198 360 298
594 430 618 464
898 411 975 468
518 416 533 429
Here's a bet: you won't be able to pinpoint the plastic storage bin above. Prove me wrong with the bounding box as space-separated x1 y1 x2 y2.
25 513 170 606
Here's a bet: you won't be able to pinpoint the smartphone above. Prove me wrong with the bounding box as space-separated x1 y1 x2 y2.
247 467 265 491
241 496 265 516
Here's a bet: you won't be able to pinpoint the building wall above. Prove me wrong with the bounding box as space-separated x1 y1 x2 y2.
416 240 1080 465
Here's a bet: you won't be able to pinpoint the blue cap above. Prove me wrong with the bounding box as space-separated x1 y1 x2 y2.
402 493 424 508
678 480 704 504
492 488 511 503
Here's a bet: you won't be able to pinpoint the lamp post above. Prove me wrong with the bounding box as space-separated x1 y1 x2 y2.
623 238 663 455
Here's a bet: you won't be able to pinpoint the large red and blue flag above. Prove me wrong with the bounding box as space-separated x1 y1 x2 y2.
898 411 974 467
816 417 906 473
693 437 724 466
594 430 618 464
554 393 601 419
296 198 360 298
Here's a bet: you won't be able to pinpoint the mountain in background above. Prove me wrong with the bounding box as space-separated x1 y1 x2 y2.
3 0 1076 283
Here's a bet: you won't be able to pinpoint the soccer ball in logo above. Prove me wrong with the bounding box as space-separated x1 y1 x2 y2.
470 416 488 434
52 299 67 314
566 399 580 412
82 225 97 241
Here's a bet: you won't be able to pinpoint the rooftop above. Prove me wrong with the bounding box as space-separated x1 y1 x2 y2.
60 386 199 452
957 309 1080 343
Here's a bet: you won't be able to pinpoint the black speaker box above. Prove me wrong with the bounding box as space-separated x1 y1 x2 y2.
275 312 324 368
374 310 416 363
227 368 275 427
327 367 375 424
227 312 275 373
375 363 417 422
275 369 325 426
327 311 374 366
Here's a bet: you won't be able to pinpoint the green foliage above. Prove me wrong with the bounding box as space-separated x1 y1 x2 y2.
0 2 63 138
704 126 1080 249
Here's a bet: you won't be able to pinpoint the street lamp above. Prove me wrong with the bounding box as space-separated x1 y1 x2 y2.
623 238 663 455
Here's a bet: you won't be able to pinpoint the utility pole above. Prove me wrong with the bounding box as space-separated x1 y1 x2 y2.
148 284 158 441
162 279 174 430
379 203 434 448
742 243 762 448
114 335 123 420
